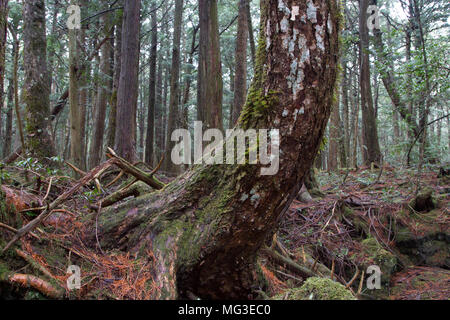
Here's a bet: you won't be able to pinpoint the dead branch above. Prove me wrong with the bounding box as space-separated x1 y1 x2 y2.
106 148 165 190
65 161 86 177
2 160 114 253
8 273 63 299
345 268 360 289
105 170 124 188
15 249 55 280
92 182 145 210
262 246 315 279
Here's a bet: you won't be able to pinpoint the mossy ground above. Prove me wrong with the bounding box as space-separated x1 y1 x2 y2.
272 277 355 300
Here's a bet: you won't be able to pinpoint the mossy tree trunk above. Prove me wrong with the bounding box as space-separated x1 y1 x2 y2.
93 0 340 299
23 0 56 161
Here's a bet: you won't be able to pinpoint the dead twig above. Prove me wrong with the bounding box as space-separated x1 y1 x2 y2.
2 160 114 253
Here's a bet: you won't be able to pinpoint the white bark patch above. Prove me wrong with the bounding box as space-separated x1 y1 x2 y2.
278 0 291 16
240 193 249 202
315 25 325 51
298 35 310 65
327 14 333 34
293 109 299 121
293 69 305 98
280 16 289 33
307 1 317 23
266 19 272 51
282 109 289 117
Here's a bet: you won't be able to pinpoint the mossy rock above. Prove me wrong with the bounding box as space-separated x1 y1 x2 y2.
272 277 356 300
360 238 397 286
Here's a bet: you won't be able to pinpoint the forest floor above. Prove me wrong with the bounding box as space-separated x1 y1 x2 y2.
0 159 448 300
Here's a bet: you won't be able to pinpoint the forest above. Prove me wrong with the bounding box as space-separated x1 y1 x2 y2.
0 0 448 302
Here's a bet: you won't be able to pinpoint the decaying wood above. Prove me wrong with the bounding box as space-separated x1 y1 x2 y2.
15 249 55 280
262 247 315 279
8 273 62 299
2 159 114 253
106 148 165 190
91 181 148 210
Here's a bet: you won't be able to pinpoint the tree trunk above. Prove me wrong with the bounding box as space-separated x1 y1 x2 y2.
89 14 113 169
341 60 350 166
23 0 56 161
231 0 249 126
107 7 122 150
0 0 8 147
359 0 381 165
114 0 140 162
93 0 340 299
69 0 83 173
3 78 13 157
77 0 89 171
328 97 340 171
246 0 256 67
197 0 223 131
164 0 184 173
155 55 164 162
144 3 158 166
373 9 419 139
47 0 59 94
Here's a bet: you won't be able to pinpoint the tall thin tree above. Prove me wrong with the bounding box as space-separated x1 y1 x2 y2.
114 0 141 162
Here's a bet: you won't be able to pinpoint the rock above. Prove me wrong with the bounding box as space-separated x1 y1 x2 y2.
272 277 356 300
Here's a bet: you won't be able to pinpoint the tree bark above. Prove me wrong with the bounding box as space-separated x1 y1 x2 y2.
164 0 184 173
114 0 141 162
3 77 13 157
246 0 256 67
144 2 158 166
93 0 340 299
0 0 8 147
69 0 83 173
23 0 56 161
359 0 381 165
107 6 122 150
197 0 223 131
89 14 113 169
328 98 340 171
231 0 249 126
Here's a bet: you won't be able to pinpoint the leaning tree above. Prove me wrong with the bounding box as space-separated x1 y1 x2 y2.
91 0 341 299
